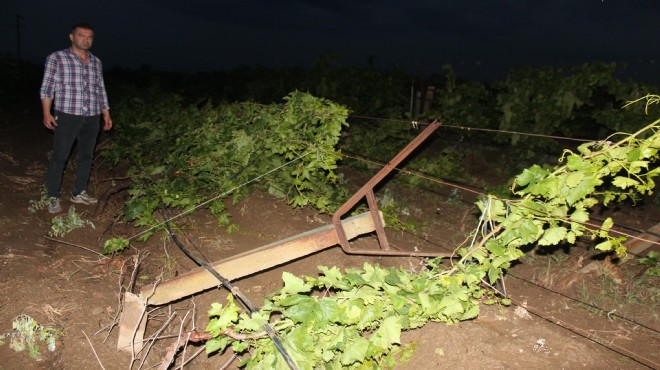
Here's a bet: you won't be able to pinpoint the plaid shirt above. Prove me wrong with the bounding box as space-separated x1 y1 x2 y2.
40 48 110 117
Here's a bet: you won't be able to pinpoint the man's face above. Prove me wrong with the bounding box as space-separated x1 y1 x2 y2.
69 27 94 51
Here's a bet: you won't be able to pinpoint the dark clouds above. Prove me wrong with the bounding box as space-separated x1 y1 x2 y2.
1 0 658 81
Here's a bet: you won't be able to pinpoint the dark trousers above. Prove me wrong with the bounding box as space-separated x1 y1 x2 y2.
46 111 101 198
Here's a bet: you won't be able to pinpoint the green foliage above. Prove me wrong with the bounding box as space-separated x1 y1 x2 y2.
204 96 660 368
206 263 482 369
0 315 61 359
495 63 654 152
49 206 95 237
639 251 660 277
102 237 130 255
466 95 660 288
28 188 49 213
104 91 349 240
432 64 498 129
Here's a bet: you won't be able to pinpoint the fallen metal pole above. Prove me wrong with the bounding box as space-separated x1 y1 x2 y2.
142 211 380 305
118 121 449 353
118 211 381 352
332 120 444 255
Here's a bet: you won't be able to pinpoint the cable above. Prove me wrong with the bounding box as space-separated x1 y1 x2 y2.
159 203 299 370
509 297 659 369
348 114 598 143
127 151 310 242
342 149 660 250
507 273 659 335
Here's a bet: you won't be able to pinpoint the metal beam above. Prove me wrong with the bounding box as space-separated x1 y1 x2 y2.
118 211 380 351
142 211 380 305
332 120 442 255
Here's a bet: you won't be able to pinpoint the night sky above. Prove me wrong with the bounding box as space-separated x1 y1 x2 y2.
1 0 658 82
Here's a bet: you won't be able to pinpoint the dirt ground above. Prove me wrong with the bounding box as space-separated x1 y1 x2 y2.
0 110 658 369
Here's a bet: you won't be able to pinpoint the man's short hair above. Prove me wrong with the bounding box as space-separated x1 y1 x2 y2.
71 22 94 34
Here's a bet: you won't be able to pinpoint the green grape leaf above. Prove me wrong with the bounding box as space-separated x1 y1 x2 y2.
538 226 568 246
280 272 312 296
612 176 639 189
369 316 401 350
340 336 369 365
565 171 584 188
570 209 589 222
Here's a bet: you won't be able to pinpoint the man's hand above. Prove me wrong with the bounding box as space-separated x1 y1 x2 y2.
41 98 56 129
102 109 112 131
43 112 57 130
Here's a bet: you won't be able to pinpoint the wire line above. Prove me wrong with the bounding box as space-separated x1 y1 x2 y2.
349 114 597 143
127 151 311 241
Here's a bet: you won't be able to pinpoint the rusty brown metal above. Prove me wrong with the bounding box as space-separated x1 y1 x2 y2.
141 212 380 306
332 120 446 257
117 120 448 352
117 211 382 351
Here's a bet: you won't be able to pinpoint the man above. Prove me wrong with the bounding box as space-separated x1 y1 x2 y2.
40 22 112 213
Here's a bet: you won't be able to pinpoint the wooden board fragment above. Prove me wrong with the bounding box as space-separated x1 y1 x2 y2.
625 223 660 256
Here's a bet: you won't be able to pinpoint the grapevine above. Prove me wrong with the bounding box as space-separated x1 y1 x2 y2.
103 91 349 242
203 96 659 368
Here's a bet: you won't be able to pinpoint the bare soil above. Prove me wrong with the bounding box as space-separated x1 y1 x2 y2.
0 111 658 369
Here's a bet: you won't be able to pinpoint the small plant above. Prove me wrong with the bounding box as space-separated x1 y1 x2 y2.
446 188 463 205
49 206 95 237
0 315 62 359
638 251 660 277
102 237 130 255
376 189 420 232
28 188 49 213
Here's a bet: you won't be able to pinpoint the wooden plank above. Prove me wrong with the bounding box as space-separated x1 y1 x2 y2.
141 211 379 305
117 292 147 353
625 223 660 256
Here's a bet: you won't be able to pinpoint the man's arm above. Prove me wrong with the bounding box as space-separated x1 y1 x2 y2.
41 98 57 129
102 108 112 131
40 53 58 130
97 58 112 131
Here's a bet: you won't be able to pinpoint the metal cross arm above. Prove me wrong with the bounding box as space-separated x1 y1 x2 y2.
332 120 446 257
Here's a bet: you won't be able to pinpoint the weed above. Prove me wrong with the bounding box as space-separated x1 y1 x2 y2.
102 237 130 254
638 251 660 276
539 253 571 286
445 188 463 205
0 315 62 359
49 206 95 237
576 281 605 316
28 188 49 213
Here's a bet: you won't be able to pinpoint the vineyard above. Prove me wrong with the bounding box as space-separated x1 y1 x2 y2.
0 57 659 369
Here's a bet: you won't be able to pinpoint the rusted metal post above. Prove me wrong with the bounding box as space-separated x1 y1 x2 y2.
332 120 442 255
118 211 381 352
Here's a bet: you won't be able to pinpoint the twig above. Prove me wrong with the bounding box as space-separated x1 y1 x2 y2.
159 330 213 370
82 330 106 370
180 347 207 368
159 310 191 370
98 253 147 342
137 309 177 370
130 276 162 368
97 257 130 339
219 354 239 370
128 252 150 295
178 300 197 370
44 236 109 258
